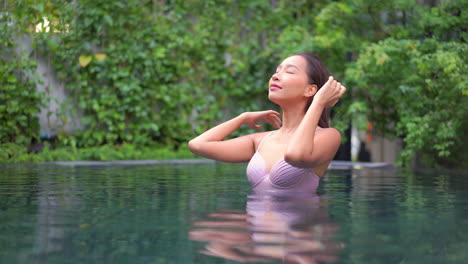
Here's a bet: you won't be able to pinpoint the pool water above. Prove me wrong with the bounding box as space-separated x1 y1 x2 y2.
1 162 467 263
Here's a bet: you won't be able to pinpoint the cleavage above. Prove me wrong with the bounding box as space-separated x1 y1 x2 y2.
257 146 286 173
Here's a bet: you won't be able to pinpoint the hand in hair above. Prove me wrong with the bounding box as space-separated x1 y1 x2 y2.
314 76 347 108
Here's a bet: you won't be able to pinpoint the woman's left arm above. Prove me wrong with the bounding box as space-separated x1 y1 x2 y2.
284 77 346 168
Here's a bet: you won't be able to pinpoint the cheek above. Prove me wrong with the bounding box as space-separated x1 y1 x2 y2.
285 75 308 88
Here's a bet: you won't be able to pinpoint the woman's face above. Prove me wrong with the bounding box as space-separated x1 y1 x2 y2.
268 55 312 104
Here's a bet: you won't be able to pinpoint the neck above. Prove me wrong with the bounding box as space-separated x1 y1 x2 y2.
278 104 307 135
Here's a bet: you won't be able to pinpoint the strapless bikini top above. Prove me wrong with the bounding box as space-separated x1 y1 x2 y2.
246 132 320 191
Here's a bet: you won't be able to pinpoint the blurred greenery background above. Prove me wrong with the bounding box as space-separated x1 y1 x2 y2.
0 0 466 167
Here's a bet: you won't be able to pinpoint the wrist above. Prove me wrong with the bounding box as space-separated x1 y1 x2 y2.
236 112 248 124
309 98 326 110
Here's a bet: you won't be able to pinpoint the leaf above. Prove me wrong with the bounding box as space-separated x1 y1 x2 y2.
103 14 113 26
79 55 92 67
94 53 107 61
7 75 17 83
47 38 58 52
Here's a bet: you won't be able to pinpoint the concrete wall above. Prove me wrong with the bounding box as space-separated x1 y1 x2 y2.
15 35 82 137
351 124 402 165
368 135 402 164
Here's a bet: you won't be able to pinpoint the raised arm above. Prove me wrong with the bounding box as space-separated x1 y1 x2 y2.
285 77 346 168
188 110 282 163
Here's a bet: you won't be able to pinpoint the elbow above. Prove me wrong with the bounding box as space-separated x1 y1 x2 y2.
284 151 308 168
188 139 200 154
284 151 319 168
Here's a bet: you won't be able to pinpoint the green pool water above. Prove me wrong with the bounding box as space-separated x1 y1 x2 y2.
1 162 467 263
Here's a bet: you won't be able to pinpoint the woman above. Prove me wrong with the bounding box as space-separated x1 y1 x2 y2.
188 52 346 192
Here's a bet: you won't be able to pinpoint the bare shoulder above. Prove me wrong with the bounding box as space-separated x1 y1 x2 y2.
316 127 341 140
249 131 275 148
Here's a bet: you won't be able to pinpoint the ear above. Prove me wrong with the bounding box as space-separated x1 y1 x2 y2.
304 84 318 97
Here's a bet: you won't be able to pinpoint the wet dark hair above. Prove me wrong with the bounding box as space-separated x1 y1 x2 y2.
293 52 331 128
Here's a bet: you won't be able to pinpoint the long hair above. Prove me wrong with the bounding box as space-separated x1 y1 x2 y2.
294 52 331 128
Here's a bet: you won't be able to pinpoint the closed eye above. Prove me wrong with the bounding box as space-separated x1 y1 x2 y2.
285 65 298 74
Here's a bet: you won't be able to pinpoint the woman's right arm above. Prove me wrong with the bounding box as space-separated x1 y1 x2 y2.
188 110 281 163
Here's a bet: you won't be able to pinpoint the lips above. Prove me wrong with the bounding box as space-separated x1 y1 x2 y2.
270 84 282 91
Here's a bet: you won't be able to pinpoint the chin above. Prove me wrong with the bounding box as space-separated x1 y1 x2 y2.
268 93 282 105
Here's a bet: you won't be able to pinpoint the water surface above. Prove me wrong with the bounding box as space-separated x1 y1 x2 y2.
1 162 467 263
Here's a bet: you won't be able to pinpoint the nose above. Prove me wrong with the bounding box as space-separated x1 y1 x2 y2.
271 72 279 81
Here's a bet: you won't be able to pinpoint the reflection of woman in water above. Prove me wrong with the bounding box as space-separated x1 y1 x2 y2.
190 193 343 263
189 52 346 192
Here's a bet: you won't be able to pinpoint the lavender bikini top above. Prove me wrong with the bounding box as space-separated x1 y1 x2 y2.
246 132 320 192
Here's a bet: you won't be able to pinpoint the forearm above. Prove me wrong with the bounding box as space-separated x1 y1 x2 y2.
188 110 280 161
188 114 246 153
190 114 246 142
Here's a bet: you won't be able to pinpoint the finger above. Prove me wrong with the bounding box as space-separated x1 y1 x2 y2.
322 76 334 88
337 86 346 97
269 114 281 122
328 80 337 91
253 124 263 130
275 119 282 129
265 116 281 129
341 85 347 94
268 113 280 120
274 115 282 124
275 116 282 126
267 110 281 116
334 81 340 90
269 117 282 129
264 116 276 126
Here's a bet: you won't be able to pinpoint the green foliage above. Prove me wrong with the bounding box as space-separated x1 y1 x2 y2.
0 11 45 145
346 38 467 166
0 142 196 162
2 0 467 167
